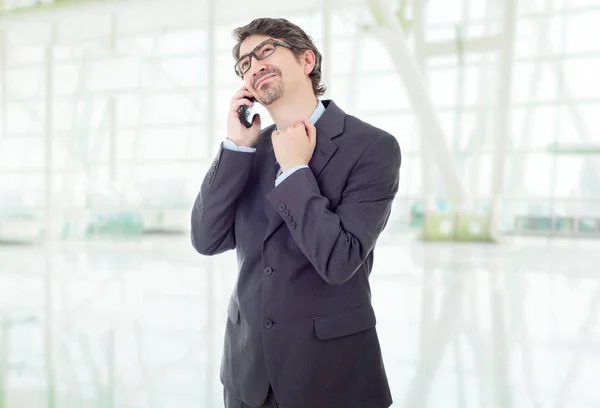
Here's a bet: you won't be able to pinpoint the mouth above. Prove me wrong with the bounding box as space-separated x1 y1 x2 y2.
254 74 277 88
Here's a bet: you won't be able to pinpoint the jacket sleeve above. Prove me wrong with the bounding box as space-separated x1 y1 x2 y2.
190 143 255 255
265 133 401 284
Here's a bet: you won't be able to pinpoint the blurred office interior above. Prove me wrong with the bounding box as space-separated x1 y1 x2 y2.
0 0 599 406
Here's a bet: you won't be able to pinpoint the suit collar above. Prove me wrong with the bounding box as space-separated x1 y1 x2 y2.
258 99 344 145
315 99 345 141
308 99 343 177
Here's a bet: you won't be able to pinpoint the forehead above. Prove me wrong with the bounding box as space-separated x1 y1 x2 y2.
238 35 278 57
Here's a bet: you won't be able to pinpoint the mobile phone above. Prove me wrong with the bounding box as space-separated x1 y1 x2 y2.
238 96 256 128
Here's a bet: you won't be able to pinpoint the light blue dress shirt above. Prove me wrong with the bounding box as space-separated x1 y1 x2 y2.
222 100 326 186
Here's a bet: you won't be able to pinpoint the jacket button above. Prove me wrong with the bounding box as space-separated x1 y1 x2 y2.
278 204 286 211
290 221 297 229
286 215 293 222
283 209 290 216
264 319 273 329
264 266 273 276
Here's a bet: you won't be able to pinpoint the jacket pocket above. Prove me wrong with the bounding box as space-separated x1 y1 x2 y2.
227 297 240 324
313 303 376 340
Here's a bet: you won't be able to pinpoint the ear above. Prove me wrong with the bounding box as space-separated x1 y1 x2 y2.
303 49 316 75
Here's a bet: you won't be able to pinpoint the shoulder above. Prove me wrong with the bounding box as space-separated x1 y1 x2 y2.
322 99 398 149
342 112 401 158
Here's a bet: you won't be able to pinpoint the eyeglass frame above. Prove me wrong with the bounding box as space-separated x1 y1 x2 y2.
234 39 293 78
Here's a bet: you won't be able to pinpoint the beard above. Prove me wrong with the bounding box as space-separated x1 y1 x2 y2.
258 81 284 106
254 70 284 106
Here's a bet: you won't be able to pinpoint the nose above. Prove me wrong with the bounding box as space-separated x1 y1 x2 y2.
250 65 269 85
250 60 268 76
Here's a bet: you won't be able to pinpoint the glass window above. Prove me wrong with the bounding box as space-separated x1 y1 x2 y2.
158 29 206 55
505 153 554 197
425 0 464 25
513 61 559 103
565 11 600 53
54 63 80 96
6 66 44 99
6 45 45 67
428 67 458 108
0 139 42 170
136 128 195 160
6 102 45 134
400 156 423 197
142 93 204 125
153 56 207 88
516 18 564 58
89 57 141 91
511 106 560 148
563 57 600 99
564 103 600 141
354 73 411 111
329 38 355 77
358 37 394 73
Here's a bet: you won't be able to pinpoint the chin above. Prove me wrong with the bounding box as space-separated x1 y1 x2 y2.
259 84 284 106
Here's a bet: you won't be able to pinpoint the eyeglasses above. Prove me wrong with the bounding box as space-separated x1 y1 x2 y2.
234 39 292 78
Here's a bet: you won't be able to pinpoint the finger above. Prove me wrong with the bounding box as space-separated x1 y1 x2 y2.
303 119 316 143
236 86 253 97
251 113 261 128
231 87 254 102
229 98 254 114
231 92 253 104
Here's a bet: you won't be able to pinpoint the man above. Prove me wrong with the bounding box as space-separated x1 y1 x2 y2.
191 17 401 408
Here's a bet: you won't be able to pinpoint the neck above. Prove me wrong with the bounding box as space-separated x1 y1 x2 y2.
267 88 318 130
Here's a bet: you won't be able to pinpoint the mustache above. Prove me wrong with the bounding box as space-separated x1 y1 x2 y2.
253 69 281 88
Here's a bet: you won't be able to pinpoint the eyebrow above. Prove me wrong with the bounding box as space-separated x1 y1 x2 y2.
238 39 273 60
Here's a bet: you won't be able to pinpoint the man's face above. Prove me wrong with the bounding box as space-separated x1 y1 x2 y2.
237 35 306 106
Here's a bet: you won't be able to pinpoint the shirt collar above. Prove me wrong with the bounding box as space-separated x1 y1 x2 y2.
275 99 326 131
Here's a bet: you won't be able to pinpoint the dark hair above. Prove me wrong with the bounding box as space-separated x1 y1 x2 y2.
232 18 327 97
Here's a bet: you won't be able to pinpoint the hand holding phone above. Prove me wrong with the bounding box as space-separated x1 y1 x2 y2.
227 87 261 148
238 96 256 128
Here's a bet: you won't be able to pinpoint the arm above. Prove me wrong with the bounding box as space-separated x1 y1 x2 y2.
266 134 401 284
190 142 255 255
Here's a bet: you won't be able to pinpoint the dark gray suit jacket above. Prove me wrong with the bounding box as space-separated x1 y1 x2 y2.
191 100 401 408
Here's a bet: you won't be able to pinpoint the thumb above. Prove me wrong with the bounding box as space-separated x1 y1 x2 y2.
304 119 316 145
252 113 261 128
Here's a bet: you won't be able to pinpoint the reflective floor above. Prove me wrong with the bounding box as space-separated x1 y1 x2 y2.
0 234 599 407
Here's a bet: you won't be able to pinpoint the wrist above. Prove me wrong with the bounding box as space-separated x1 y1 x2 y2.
280 162 308 173
227 138 253 148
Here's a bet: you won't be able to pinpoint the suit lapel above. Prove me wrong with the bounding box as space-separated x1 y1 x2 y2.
262 100 345 245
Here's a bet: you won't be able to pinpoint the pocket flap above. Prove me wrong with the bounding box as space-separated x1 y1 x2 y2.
314 304 376 340
227 297 240 324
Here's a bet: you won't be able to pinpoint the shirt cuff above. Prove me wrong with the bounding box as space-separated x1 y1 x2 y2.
223 139 256 153
275 165 309 187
